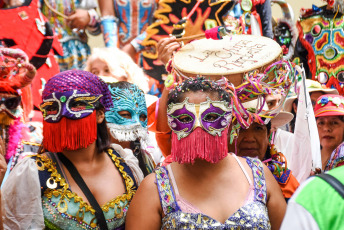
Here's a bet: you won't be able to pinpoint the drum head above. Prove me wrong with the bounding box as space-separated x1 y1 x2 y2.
173 35 282 83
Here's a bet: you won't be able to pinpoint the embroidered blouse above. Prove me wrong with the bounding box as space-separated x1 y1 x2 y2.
2 148 137 230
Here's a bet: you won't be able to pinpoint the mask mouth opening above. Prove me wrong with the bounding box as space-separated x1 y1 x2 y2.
107 123 148 142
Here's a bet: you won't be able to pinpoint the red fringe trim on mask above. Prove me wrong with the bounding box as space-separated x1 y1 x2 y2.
42 111 97 153
171 128 228 164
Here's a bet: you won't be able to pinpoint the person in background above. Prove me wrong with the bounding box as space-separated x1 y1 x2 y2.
228 100 299 202
84 47 158 106
0 48 41 174
314 94 344 171
41 0 101 71
97 0 156 60
284 80 338 133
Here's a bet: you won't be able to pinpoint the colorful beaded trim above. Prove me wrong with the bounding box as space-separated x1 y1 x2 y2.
155 166 181 215
35 149 135 219
246 157 267 204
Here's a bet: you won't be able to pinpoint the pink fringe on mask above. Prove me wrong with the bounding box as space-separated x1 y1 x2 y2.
6 118 24 162
171 128 228 164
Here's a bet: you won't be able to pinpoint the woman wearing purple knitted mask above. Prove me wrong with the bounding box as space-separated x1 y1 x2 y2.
2 70 139 230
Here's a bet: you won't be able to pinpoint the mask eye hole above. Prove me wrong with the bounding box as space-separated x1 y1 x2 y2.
70 101 88 112
337 71 344 83
203 113 220 122
318 72 329 84
4 96 21 110
118 110 132 119
139 113 147 122
177 114 193 123
41 101 59 116
311 24 321 37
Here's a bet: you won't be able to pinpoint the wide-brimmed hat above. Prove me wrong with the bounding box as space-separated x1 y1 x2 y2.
283 79 338 113
314 94 344 117
242 99 294 128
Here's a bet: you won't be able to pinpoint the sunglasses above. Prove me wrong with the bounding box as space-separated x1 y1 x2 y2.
0 96 21 110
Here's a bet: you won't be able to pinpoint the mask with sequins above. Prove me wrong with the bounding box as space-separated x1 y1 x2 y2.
105 84 148 142
167 97 232 140
40 90 103 122
40 70 113 153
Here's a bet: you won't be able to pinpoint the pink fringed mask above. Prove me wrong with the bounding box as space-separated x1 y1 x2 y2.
167 97 231 164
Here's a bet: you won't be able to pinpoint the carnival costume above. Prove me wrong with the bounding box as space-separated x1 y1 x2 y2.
314 94 344 171
105 82 156 176
0 0 61 109
152 78 271 229
271 0 297 60
2 70 138 229
41 0 101 71
0 48 41 168
101 0 156 50
294 0 344 95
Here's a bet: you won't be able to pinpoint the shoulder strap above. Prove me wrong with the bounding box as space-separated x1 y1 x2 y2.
232 154 253 185
316 173 344 199
57 153 108 230
245 157 267 204
155 166 180 215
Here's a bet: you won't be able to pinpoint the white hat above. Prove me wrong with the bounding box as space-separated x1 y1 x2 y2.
242 99 294 128
283 79 338 113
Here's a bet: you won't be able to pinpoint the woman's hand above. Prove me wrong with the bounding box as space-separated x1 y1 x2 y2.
157 37 181 65
67 9 90 30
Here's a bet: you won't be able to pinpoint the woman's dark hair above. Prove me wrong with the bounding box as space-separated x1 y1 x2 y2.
290 99 298 133
168 77 231 105
95 103 111 153
263 121 272 160
108 81 135 90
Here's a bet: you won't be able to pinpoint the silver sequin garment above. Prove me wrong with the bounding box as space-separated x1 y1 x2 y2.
155 157 271 230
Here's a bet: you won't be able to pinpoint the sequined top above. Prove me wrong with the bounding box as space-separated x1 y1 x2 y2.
155 157 271 230
35 148 137 229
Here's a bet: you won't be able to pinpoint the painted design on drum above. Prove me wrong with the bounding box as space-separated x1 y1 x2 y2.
187 40 266 70
299 13 344 94
172 36 281 78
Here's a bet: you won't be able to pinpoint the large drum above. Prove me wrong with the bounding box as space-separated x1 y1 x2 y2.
172 34 282 86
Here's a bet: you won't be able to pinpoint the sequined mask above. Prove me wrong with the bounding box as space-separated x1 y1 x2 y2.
40 90 102 123
167 97 232 140
105 84 148 142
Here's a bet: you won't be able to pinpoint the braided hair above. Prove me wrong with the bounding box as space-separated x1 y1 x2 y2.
168 77 231 104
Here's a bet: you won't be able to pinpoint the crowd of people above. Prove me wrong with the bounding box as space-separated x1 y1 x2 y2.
0 0 344 229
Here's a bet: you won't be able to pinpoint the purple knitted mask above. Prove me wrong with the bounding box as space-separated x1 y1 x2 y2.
40 70 113 122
